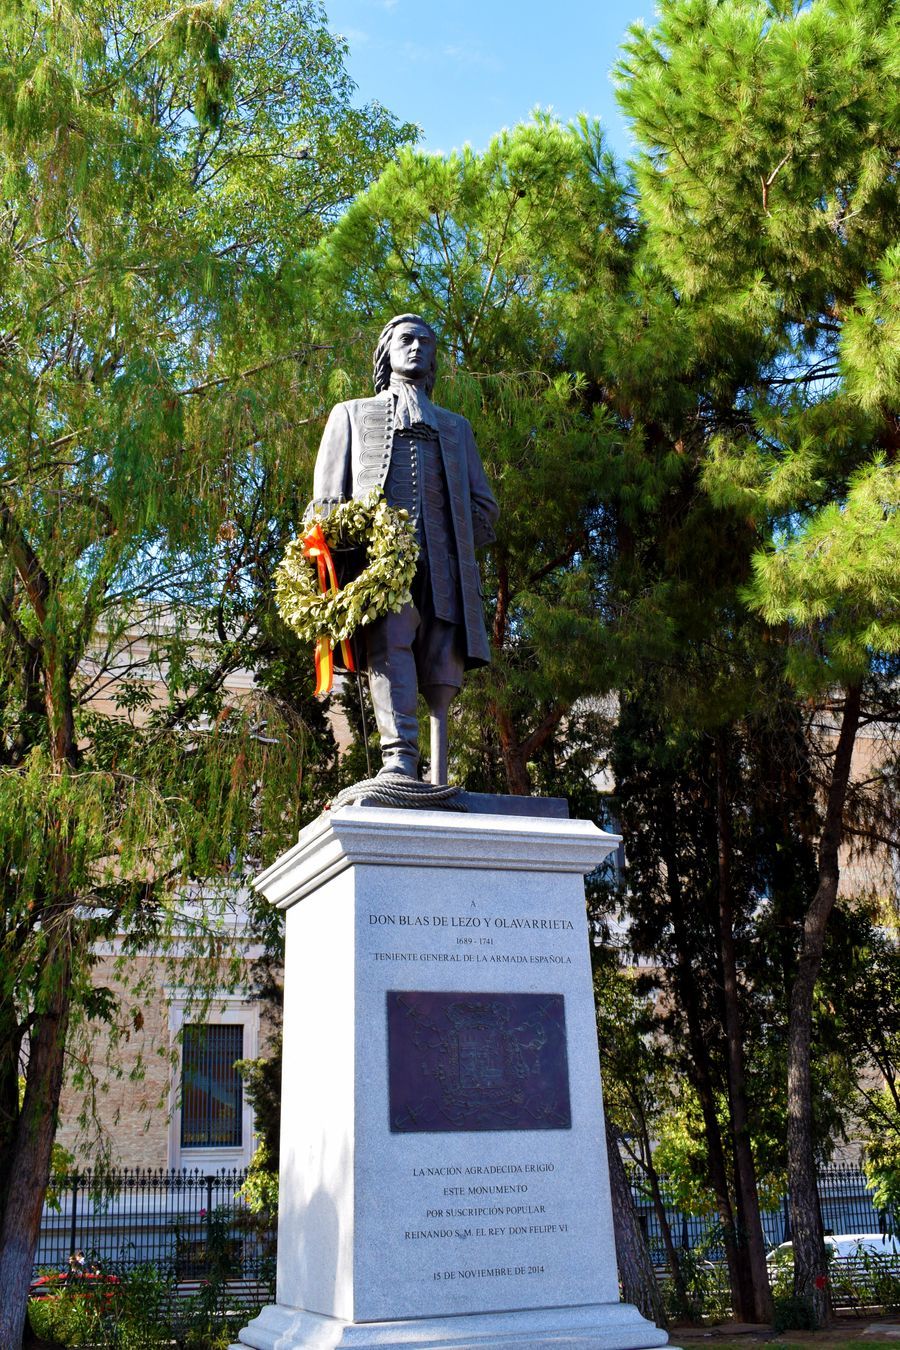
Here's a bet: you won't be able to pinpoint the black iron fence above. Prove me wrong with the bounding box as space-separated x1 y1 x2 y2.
36 1163 893 1280
629 1164 896 1265
35 1168 275 1287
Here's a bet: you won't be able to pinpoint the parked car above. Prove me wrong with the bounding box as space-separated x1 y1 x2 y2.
29 1265 120 1300
768 1234 900 1263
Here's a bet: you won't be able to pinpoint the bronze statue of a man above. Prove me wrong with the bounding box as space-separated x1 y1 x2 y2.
311 314 499 783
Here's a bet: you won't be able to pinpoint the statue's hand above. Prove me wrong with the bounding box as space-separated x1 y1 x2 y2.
302 496 345 524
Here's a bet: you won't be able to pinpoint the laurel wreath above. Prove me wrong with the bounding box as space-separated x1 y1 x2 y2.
274 492 419 647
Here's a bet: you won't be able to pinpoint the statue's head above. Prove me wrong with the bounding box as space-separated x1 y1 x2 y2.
373 314 438 395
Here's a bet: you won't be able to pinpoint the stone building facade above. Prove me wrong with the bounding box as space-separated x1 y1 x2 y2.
53 617 279 1174
55 918 276 1172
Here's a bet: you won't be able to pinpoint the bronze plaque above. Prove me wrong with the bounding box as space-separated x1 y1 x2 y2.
386 991 571 1133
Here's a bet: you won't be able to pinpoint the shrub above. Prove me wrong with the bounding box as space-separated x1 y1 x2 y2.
28 1265 170 1347
767 1246 795 1300
841 1250 900 1314
772 1292 817 1332
660 1247 731 1323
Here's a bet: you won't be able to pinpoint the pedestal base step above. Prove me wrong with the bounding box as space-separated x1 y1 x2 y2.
231 1300 670 1350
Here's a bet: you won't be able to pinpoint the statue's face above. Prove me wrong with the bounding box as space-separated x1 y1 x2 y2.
388 320 436 384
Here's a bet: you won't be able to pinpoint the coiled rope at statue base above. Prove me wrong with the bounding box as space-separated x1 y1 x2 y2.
329 772 467 812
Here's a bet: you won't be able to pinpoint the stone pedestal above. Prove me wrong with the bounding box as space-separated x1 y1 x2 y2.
232 806 668 1350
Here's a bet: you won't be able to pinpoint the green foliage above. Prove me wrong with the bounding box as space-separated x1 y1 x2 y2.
3 0 896 1334
315 116 631 357
650 1092 722 1220
275 493 418 646
593 950 683 1181
239 1139 280 1216
768 1246 798 1302
614 0 900 1318
236 1040 282 1213
0 0 413 1332
853 1250 900 1315
659 1246 731 1324
616 0 900 695
616 0 900 311
842 244 900 413
27 1251 271 1348
770 1242 900 1318
44 1117 76 1212
28 1265 171 1347
746 459 900 681
649 1082 788 1218
237 1042 282 1164
864 1103 900 1219
772 1292 818 1333
820 905 900 1219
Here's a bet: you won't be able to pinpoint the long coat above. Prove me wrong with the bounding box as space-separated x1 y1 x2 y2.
312 392 499 667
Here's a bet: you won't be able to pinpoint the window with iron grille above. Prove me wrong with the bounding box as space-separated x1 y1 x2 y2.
180 1023 244 1148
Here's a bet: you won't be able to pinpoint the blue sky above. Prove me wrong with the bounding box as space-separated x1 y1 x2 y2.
325 0 657 163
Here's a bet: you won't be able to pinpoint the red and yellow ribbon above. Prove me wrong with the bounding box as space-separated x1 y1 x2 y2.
300 522 356 697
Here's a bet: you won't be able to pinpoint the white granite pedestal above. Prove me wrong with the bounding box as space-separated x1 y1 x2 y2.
232 807 668 1350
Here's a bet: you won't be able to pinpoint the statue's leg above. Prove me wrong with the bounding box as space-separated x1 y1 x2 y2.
366 605 420 778
420 683 456 786
417 618 465 786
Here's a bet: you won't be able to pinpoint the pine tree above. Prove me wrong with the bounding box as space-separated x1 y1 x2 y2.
616 0 900 1320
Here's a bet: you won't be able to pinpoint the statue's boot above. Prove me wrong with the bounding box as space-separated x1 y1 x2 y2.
366 609 420 779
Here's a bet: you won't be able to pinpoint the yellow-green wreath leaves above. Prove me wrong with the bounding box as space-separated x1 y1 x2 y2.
274 492 419 648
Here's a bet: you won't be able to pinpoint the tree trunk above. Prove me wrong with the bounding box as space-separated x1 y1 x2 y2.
787 682 862 1327
0 994 24 1196
664 843 753 1321
497 712 533 795
625 1100 688 1304
642 1145 688 1312
0 933 73 1349
715 733 774 1323
606 1116 668 1328
0 553 80 1346
684 1031 753 1321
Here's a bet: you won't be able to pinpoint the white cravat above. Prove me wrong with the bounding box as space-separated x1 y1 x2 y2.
390 376 440 432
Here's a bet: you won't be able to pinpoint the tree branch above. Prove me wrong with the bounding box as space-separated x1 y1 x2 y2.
519 702 567 762
177 346 332 396
760 152 792 214
0 501 49 624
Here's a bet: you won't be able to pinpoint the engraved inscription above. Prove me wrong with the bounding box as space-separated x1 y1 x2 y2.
387 991 571 1133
